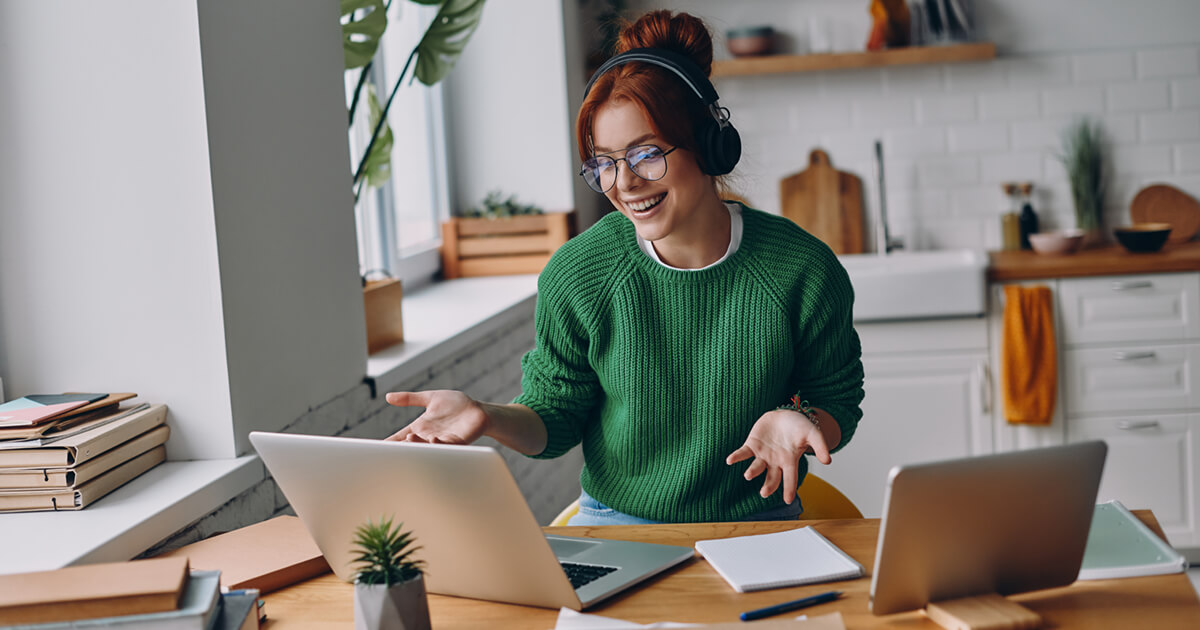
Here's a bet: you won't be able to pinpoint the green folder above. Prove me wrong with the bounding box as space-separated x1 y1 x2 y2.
1078 500 1188 580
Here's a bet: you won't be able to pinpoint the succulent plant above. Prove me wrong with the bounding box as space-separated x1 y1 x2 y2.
351 516 424 586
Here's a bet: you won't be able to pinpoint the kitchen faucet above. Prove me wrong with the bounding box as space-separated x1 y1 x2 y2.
873 140 903 254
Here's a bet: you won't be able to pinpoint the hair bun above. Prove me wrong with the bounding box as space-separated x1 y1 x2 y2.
616 10 714 77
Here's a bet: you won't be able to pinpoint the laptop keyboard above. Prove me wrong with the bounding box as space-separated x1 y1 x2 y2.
561 561 619 589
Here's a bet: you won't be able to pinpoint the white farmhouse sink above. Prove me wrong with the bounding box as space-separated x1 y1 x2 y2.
837 249 988 322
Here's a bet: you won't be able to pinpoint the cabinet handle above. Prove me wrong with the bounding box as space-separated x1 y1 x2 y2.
1113 350 1157 361
1118 420 1161 431
1110 280 1153 291
979 361 992 415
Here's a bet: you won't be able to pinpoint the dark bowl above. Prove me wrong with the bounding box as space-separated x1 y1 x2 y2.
726 26 774 57
1114 223 1172 253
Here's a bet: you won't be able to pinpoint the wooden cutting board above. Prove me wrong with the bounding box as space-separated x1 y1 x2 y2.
780 149 865 255
1130 184 1200 243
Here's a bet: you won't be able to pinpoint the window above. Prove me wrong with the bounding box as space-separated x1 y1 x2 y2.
347 2 450 289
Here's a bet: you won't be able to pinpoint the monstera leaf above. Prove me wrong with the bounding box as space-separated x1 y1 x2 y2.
349 0 485 192
414 0 486 85
341 0 388 70
360 86 394 193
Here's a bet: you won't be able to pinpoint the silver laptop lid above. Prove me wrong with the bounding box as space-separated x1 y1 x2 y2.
869 441 1107 615
249 431 582 609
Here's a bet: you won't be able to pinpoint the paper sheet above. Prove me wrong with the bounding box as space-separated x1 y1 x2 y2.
551 609 846 630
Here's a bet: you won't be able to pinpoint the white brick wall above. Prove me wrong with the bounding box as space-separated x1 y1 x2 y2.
709 43 1200 250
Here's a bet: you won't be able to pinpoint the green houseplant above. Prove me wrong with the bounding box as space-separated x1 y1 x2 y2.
342 0 486 203
341 0 485 353
1058 117 1107 243
351 516 429 630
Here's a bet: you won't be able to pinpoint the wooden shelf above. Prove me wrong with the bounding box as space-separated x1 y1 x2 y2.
711 42 996 78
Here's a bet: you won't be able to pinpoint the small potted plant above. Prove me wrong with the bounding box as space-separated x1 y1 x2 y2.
351 516 430 630
1058 117 1107 246
440 190 573 279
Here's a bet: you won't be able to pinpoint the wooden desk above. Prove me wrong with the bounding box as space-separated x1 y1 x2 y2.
264 514 1200 629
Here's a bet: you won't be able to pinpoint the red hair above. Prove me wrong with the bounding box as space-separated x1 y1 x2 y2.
576 11 715 165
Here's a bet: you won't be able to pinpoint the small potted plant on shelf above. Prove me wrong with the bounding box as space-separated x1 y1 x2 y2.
1058 117 1107 246
351 516 429 630
440 190 574 279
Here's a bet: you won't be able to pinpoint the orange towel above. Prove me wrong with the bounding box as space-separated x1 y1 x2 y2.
1002 284 1057 425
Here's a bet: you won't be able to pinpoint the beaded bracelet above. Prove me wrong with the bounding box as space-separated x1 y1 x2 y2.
778 395 820 428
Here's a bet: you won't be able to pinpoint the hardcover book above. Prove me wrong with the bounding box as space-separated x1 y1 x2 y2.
0 446 166 513
0 404 166 467
5 570 222 630
0 425 169 489
0 556 188 625
156 515 330 594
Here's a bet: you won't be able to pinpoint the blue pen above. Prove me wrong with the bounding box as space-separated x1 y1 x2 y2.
739 590 842 622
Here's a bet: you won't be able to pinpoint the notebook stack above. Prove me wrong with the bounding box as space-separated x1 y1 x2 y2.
0 557 262 630
0 393 169 513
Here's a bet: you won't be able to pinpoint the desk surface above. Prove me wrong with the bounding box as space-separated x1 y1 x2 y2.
264 514 1200 629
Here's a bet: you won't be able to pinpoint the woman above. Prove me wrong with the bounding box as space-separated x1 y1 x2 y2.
386 10 863 525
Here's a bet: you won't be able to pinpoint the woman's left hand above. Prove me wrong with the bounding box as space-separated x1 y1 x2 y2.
726 409 831 505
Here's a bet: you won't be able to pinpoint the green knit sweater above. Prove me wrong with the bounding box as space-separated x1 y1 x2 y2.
513 206 864 522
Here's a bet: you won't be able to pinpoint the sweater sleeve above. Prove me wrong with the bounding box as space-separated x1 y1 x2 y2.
790 251 865 454
512 257 605 459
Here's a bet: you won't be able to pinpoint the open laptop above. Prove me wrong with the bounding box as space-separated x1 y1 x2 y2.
249 431 694 610
869 441 1108 615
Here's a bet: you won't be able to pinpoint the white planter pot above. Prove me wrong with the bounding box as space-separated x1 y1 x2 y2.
354 575 432 630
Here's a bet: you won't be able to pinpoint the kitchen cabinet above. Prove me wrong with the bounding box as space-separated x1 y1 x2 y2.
989 272 1200 547
820 318 992 518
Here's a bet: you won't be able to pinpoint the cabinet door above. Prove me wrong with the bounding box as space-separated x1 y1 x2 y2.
1063 343 1200 415
819 354 991 518
1058 273 1200 346
1068 414 1198 547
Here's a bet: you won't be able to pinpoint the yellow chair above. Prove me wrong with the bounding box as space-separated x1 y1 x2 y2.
548 473 861 526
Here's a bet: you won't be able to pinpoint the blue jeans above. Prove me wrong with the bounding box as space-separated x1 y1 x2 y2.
567 488 804 526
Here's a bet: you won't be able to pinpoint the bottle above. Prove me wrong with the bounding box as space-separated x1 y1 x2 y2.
1001 212 1021 251
1017 182 1038 250
1000 182 1021 251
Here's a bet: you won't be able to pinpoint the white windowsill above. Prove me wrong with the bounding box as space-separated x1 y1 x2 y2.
0 275 540 575
366 274 540 394
0 456 263 575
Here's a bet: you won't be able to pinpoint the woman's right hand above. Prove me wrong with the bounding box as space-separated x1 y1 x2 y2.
383 390 489 444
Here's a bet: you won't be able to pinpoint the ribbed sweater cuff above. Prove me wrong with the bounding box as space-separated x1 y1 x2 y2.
511 394 579 459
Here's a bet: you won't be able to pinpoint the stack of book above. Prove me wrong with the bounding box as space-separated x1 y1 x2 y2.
0 393 169 513
0 557 262 629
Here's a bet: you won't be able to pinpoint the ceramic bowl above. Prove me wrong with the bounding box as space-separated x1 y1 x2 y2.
1028 230 1085 255
726 26 774 57
1114 223 1172 253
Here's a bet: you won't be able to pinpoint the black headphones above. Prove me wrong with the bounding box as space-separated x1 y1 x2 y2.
583 47 741 177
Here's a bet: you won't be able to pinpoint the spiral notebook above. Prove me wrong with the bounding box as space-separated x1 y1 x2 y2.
695 526 864 592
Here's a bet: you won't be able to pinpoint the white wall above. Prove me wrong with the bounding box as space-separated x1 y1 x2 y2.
195 0 367 454
0 0 366 459
445 0 592 222
630 0 1200 251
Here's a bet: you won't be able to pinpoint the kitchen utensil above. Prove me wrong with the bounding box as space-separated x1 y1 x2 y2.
1028 230 1085 256
1114 223 1172 253
1130 184 1200 244
780 149 865 255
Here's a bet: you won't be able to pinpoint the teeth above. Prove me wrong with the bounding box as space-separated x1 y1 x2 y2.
627 194 665 212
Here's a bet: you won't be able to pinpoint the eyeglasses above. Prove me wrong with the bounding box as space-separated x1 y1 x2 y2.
579 144 678 193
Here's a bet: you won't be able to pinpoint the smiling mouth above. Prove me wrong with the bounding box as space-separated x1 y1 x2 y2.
626 193 665 213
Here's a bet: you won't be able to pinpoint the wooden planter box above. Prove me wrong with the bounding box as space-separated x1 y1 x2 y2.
363 278 404 353
440 211 573 279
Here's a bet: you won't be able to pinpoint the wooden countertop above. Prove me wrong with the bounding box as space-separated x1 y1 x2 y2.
988 241 1200 282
